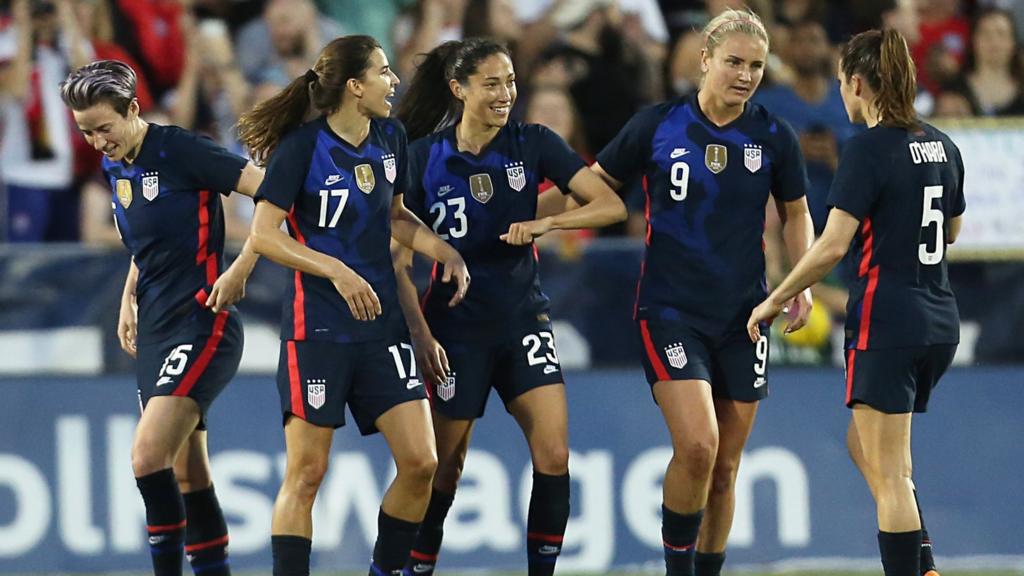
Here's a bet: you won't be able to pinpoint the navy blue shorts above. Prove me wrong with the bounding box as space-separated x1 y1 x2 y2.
136 311 243 429
429 319 564 419
277 335 428 435
636 319 769 402
844 344 957 413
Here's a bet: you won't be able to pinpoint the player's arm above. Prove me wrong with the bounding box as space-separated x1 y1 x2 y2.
390 195 469 307
205 162 266 312
117 259 139 358
249 199 382 321
391 240 450 385
947 215 962 244
747 208 860 342
775 196 816 333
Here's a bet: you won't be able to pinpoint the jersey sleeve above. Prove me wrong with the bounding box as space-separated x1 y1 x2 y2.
402 137 429 221
770 118 809 202
827 135 880 220
595 105 661 184
950 142 966 217
255 129 313 212
534 125 587 194
169 129 248 196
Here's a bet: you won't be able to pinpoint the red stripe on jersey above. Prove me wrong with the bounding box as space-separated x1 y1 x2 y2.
287 340 306 420
195 288 209 307
286 210 308 340
173 311 229 398
147 520 187 533
634 175 652 319
185 535 229 553
533 243 540 261
527 532 564 544
845 349 857 405
639 320 671 382
196 190 218 286
857 218 879 349
409 550 438 562
420 261 438 310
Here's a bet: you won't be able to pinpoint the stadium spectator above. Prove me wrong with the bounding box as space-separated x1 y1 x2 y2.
945 8 1024 116
235 0 343 87
112 0 186 97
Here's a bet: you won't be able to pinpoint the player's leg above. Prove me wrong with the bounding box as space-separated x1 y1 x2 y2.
132 396 202 576
694 398 758 576
271 416 334 576
174 431 230 576
508 384 570 576
406 413 475 575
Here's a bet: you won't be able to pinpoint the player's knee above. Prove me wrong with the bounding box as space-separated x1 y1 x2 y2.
673 438 717 477
433 456 465 492
131 440 174 477
174 469 212 494
284 455 330 501
397 451 438 488
531 441 569 475
708 461 740 497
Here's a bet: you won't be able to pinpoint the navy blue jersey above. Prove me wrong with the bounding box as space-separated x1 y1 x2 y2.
405 122 585 336
828 122 964 350
256 117 407 343
102 124 247 344
597 93 809 333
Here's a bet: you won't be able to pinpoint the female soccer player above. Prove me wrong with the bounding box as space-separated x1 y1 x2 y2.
236 36 470 576
394 38 626 576
591 9 814 576
748 28 963 576
62 60 264 576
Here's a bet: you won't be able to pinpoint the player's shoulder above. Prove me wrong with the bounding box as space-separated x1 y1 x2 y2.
372 117 407 145
914 121 960 154
273 117 326 157
409 124 452 156
744 101 800 142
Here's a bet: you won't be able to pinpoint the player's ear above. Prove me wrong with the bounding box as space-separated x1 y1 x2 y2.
700 48 711 74
126 98 140 119
449 78 465 102
852 74 863 98
347 77 364 99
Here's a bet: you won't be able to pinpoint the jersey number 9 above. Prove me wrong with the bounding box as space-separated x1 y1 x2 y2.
919 185 944 265
670 162 689 201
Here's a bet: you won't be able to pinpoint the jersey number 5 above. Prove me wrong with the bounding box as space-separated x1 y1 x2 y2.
670 162 689 201
919 185 944 265
318 189 350 228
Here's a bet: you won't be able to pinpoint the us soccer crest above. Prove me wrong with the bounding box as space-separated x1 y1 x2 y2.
307 379 326 409
354 163 375 193
382 153 397 184
116 179 133 208
469 173 494 204
505 161 526 192
142 172 159 201
705 144 727 174
664 342 688 369
437 373 456 402
743 144 762 173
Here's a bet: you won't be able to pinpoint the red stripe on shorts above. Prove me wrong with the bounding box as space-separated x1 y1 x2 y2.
639 319 671 382
287 341 306 420
173 312 229 398
845 349 857 405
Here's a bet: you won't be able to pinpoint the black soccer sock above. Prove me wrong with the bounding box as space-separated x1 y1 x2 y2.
183 486 230 576
695 551 726 576
526 471 570 576
271 535 311 576
913 490 937 574
879 530 923 576
370 509 421 575
405 489 455 575
137 468 186 576
663 505 703 576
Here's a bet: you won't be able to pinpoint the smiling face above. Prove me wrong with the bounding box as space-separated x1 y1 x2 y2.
452 52 516 130
701 32 768 108
352 48 400 118
71 99 142 162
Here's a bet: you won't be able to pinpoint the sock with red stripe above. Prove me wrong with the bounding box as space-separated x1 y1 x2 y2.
663 505 703 576
272 535 311 576
879 530 922 576
913 490 937 574
526 471 570 576
405 489 455 575
370 509 420 575
137 468 186 576
183 486 230 575
695 551 725 576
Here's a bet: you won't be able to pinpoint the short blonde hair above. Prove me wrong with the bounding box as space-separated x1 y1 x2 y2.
702 8 769 55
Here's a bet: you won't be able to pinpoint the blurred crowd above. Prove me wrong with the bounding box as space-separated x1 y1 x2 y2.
0 0 1022 245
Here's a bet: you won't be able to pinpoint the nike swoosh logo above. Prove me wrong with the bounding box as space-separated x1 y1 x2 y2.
411 564 434 574
325 175 343 185
670 148 689 158
407 379 423 390
156 376 174 387
543 365 558 374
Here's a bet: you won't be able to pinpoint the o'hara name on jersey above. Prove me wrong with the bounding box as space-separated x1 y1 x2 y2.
908 141 948 164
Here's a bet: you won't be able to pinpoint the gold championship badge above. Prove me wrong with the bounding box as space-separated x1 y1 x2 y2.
705 144 727 174
116 179 133 208
354 163 375 193
469 173 494 203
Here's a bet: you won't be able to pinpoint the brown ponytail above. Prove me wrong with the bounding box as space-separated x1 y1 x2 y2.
840 29 918 129
237 35 383 165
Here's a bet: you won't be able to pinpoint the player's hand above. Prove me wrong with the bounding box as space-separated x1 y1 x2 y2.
330 266 381 321
500 217 554 245
411 330 450 387
441 254 470 307
783 289 813 334
117 296 138 358
206 268 246 313
747 296 784 343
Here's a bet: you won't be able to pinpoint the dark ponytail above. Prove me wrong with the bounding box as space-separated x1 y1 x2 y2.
397 37 512 141
238 35 382 165
840 28 918 128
